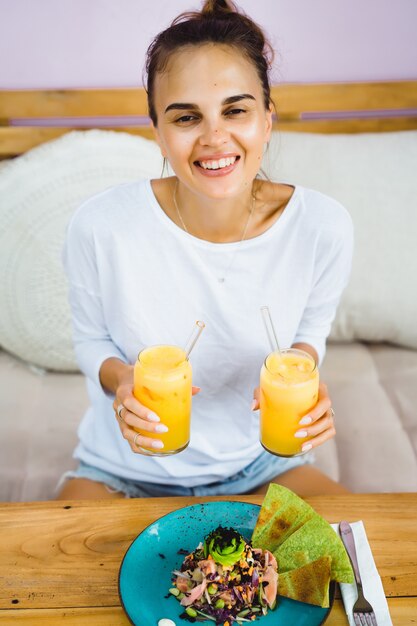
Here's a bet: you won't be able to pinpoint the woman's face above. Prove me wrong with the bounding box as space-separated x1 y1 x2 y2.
152 44 273 201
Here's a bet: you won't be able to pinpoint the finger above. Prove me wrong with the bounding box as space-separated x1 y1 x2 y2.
304 399 331 424
192 386 201 395
252 387 260 411
299 391 331 426
113 399 166 433
113 399 123 414
123 409 169 434
117 395 161 424
121 424 165 452
296 412 333 438
113 402 125 422
301 425 336 452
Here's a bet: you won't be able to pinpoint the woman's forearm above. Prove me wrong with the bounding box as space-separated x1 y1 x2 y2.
99 357 134 394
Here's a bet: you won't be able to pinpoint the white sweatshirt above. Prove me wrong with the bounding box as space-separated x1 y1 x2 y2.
63 179 353 486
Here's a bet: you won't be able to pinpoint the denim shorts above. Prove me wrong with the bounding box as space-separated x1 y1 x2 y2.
57 449 313 498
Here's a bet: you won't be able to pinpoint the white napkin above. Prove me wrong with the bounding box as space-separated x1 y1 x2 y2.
331 521 392 626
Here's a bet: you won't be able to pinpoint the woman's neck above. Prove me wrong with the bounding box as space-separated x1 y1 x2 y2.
151 176 293 244
173 178 256 243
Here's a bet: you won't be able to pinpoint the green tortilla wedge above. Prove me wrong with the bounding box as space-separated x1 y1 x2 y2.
252 483 316 551
275 515 353 583
251 484 354 607
278 556 332 608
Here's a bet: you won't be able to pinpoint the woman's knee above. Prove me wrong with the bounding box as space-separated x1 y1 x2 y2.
55 477 125 500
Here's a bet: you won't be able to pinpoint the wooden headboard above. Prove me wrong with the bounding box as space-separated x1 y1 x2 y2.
0 80 416 158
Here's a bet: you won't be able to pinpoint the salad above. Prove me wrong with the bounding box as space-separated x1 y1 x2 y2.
169 526 278 624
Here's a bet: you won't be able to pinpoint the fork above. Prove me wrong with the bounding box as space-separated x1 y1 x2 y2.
339 521 378 626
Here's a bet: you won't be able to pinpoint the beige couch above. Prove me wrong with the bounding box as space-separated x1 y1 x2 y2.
0 129 416 501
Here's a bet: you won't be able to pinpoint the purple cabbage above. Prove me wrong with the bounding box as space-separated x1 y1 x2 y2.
251 567 260 588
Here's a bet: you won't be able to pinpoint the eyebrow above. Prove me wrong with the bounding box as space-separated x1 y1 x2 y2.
164 93 256 114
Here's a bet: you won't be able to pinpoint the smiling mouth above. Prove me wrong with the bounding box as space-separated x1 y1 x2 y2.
195 156 240 170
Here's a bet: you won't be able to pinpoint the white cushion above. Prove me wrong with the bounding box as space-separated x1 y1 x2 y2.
0 130 162 371
1 128 416 372
316 342 417 492
265 130 417 349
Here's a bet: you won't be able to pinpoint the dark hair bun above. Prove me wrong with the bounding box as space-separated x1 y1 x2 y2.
201 0 237 16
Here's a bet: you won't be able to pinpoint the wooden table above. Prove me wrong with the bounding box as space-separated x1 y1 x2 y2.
0 493 416 625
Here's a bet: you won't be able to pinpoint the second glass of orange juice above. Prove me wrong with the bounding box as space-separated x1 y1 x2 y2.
133 344 192 456
260 348 319 457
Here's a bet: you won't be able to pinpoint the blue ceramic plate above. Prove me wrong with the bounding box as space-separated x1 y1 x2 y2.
118 501 334 625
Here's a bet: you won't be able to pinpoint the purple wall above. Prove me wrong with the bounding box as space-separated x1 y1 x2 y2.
1 0 416 88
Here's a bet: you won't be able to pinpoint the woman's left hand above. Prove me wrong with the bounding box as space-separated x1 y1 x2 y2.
252 382 336 452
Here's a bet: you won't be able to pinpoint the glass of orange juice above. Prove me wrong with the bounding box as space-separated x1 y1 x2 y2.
133 344 192 456
260 348 319 457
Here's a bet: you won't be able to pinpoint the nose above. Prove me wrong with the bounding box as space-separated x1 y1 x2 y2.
198 118 230 147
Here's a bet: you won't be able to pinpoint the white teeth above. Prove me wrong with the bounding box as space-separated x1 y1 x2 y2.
199 156 237 170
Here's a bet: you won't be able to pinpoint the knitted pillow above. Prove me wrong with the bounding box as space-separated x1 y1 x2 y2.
1 128 416 371
0 130 162 371
265 130 417 349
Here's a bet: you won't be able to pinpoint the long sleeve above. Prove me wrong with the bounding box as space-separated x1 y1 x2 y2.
293 208 354 365
62 204 127 390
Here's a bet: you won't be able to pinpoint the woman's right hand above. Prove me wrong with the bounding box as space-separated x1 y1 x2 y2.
112 373 201 454
113 381 168 453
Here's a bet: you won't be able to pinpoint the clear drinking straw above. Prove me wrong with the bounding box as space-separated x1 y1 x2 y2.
260 306 282 357
184 320 206 360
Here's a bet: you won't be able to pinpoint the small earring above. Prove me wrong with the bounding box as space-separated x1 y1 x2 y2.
161 157 169 178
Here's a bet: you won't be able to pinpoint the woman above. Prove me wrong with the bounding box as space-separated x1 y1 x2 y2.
57 0 353 499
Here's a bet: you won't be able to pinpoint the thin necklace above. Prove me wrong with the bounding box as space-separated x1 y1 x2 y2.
173 179 256 283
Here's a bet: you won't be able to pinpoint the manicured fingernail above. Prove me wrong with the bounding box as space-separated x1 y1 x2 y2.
302 443 313 452
152 440 164 449
299 415 312 426
251 399 257 411
295 430 308 438
147 412 160 422
154 424 169 433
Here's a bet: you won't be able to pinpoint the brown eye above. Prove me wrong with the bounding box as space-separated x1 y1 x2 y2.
175 115 199 124
225 108 246 116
